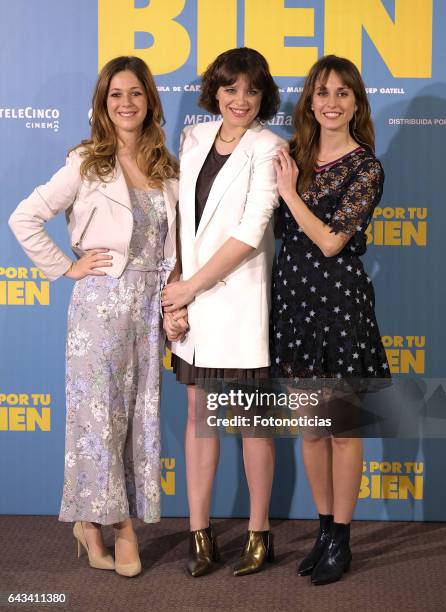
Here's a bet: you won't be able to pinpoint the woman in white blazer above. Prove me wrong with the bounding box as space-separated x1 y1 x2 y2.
162 48 286 577
9 56 184 577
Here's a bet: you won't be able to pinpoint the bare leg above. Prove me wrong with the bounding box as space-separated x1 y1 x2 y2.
113 518 139 564
242 437 275 531
301 437 334 515
185 385 220 530
331 437 363 523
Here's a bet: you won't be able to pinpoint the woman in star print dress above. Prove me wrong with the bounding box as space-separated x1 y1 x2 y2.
271 56 390 585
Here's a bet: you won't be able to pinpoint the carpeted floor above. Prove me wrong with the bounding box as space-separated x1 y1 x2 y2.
1 517 445 612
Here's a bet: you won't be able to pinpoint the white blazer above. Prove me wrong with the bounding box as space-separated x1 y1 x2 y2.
9 149 178 281
172 120 286 369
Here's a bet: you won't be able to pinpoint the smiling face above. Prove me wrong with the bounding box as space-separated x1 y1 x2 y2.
106 69 148 137
215 74 262 131
311 70 357 134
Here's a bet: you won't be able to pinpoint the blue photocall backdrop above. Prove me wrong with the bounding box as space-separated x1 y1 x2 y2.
0 0 445 521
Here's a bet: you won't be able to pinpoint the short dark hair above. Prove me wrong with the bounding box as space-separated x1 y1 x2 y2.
199 47 280 122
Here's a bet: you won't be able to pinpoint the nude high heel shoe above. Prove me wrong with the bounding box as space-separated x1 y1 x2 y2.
73 521 115 570
114 554 142 578
114 528 142 577
115 546 142 578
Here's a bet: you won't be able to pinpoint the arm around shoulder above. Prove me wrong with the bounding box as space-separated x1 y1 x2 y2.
230 129 287 248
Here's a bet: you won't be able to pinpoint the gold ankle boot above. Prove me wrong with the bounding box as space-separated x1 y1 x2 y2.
73 522 115 570
233 530 275 576
187 526 220 577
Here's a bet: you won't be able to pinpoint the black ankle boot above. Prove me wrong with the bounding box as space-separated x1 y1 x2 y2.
297 514 333 576
311 522 352 585
187 525 220 577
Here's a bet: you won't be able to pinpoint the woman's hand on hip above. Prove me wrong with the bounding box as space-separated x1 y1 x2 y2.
64 249 113 280
161 280 195 312
273 148 299 201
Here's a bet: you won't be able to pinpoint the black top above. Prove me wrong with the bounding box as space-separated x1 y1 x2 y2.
195 145 230 232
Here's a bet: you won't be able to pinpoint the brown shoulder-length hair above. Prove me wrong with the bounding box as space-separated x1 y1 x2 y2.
199 47 280 122
290 55 374 192
71 56 178 186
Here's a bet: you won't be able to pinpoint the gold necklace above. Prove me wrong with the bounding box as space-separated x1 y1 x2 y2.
217 126 236 143
218 125 248 144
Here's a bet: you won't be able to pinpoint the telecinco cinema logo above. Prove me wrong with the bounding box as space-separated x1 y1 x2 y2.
0 107 60 132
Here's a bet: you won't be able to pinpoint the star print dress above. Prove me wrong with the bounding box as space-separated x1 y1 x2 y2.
270 147 390 386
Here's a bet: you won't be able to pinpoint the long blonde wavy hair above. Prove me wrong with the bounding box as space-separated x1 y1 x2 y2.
290 55 375 193
72 56 178 186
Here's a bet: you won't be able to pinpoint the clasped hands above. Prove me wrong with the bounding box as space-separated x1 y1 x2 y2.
163 308 189 342
162 279 195 342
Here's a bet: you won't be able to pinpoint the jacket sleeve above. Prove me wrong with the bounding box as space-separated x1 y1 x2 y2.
230 131 287 249
8 151 82 281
